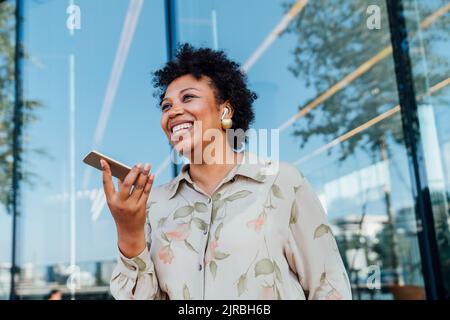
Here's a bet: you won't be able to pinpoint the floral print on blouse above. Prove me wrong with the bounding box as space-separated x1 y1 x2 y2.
110 152 352 300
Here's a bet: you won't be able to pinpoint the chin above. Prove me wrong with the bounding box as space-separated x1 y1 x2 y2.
174 140 204 162
172 139 192 154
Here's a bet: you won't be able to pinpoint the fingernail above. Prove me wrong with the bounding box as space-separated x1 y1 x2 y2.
144 163 150 171
100 159 105 169
136 163 143 170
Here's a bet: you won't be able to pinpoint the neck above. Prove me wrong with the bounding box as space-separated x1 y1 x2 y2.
187 140 243 196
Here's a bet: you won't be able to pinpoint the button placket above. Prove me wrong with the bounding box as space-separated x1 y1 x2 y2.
196 197 211 279
204 196 213 230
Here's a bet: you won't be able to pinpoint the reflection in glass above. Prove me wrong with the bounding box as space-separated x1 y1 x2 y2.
404 0 450 296
173 0 450 299
1 0 448 300
281 0 449 299
10 0 168 299
0 0 15 299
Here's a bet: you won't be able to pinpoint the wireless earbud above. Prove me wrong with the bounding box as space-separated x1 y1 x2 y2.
221 108 229 119
221 107 232 130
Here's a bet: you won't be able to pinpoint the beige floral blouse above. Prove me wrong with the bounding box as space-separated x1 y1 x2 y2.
110 152 352 300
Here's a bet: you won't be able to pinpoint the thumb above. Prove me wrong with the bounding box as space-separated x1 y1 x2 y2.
100 159 110 171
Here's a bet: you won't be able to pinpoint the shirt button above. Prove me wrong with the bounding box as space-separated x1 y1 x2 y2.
199 264 203 271
207 198 211 204
203 229 208 235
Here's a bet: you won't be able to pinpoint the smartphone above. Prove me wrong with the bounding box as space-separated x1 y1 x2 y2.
83 150 131 181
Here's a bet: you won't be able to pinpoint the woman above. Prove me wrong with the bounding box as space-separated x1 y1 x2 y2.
102 44 351 300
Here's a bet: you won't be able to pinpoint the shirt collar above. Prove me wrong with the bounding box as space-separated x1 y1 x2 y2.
165 151 270 199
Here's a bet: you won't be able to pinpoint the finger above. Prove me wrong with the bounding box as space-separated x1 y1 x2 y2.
138 173 155 206
129 163 151 202
101 159 116 199
118 163 142 200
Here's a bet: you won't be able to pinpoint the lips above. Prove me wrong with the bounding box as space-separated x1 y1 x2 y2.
169 120 194 132
169 120 194 139
172 122 193 134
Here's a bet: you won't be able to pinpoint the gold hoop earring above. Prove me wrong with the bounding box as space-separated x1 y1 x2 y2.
221 118 233 130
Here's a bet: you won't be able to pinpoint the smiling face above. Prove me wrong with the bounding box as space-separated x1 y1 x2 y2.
160 74 227 157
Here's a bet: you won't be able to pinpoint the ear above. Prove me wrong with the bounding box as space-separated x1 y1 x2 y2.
220 102 234 118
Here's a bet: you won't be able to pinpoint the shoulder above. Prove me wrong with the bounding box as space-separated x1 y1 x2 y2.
243 151 305 188
148 180 173 201
146 179 177 210
145 179 178 224
270 160 305 188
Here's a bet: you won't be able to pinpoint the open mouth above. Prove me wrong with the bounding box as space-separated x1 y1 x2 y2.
170 121 194 137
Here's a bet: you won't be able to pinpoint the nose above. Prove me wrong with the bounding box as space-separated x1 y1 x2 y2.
168 102 184 118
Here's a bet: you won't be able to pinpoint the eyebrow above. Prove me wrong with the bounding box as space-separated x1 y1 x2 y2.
161 87 200 104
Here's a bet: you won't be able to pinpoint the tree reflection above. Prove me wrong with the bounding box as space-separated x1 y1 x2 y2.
282 0 450 298
0 1 44 212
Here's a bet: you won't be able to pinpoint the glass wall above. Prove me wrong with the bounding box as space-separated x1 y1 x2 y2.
172 0 449 299
0 0 14 299
7 0 169 299
404 0 450 296
0 0 448 300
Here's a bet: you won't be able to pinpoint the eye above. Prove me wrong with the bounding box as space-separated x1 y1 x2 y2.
183 94 196 102
161 103 171 112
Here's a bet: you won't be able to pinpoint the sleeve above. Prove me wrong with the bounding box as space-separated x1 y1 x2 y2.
110 217 164 300
285 170 352 300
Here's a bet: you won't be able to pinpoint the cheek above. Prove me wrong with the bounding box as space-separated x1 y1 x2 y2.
160 114 169 136
191 104 219 129
204 112 221 131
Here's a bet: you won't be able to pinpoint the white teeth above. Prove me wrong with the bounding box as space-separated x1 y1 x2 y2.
172 122 193 134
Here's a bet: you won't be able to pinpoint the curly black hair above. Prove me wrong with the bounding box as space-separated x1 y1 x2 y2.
152 43 257 149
